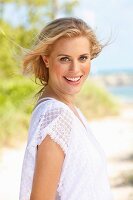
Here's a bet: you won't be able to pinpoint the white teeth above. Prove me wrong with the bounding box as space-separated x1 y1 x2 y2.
65 77 81 81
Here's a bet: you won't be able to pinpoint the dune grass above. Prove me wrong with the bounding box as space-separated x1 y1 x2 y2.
0 77 38 147
75 79 120 120
0 77 120 148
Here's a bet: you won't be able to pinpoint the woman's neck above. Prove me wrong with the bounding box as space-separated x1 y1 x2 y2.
40 85 76 107
39 85 85 126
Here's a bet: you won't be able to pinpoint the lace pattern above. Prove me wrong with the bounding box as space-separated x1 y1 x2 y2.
19 100 113 200
27 105 73 158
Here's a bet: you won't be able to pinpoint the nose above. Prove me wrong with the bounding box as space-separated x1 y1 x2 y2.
69 60 80 73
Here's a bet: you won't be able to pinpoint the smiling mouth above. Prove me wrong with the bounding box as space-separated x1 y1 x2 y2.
64 75 83 82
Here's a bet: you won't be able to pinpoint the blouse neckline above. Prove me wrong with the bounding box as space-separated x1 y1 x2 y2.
36 97 87 131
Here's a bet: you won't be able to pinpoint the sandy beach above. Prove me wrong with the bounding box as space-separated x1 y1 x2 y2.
0 102 133 200
89 103 133 200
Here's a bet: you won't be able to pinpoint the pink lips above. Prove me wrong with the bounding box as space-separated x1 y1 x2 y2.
64 75 83 85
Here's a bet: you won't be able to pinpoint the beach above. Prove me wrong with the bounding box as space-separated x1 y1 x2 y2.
90 103 133 200
0 102 133 200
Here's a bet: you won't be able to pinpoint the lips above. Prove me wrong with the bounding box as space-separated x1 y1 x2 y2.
64 75 82 82
63 75 83 85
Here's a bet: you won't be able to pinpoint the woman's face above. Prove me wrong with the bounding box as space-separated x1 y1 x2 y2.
43 36 91 98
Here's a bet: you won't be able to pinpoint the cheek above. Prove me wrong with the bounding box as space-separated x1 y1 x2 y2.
49 62 65 76
84 63 91 74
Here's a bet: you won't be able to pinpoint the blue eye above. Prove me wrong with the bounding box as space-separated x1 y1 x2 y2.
60 57 70 62
79 56 88 61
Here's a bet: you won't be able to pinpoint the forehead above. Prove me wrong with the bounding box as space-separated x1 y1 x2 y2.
51 36 91 55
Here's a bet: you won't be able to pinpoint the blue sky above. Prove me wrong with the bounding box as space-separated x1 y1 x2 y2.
72 0 133 71
3 0 133 71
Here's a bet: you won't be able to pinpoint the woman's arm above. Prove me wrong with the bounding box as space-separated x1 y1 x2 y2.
30 134 65 200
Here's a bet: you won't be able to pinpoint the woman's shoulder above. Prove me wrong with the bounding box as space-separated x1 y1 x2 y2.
32 97 74 120
26 98 76 157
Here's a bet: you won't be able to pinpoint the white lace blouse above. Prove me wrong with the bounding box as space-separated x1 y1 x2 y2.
19 97 113 200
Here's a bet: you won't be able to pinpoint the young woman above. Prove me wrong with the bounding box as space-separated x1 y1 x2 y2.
19 17 113 200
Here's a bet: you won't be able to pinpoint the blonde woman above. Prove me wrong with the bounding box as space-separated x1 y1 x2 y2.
19 17 113 200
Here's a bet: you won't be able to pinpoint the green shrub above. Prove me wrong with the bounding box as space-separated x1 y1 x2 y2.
75 80 120 120
0 78 120 147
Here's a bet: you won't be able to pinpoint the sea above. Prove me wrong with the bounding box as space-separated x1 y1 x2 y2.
90 67 133 103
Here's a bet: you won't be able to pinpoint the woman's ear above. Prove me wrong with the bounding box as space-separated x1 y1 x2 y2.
42 56 49 68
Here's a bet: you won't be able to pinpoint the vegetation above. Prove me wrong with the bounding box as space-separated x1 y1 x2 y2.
76 80 119 120
0 77 119 147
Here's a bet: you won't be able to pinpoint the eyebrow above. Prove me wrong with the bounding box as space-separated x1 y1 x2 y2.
57 53 90 57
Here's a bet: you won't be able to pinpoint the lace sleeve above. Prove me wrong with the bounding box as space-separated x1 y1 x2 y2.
27 106 73 157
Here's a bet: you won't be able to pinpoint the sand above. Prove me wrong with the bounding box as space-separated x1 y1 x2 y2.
0 103 133 200
89 103 133 200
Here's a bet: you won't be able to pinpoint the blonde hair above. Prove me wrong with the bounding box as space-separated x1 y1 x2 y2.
22 17 103 98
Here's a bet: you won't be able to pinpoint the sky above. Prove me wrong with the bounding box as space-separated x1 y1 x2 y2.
3 0 133 72
72 0 133 71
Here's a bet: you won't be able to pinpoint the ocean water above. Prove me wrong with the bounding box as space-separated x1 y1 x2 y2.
107 86 133 103
91 67 133 103
91 67 133 75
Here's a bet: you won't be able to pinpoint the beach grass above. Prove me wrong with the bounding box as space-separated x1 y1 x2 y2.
0 77 120 147
75 79 120 120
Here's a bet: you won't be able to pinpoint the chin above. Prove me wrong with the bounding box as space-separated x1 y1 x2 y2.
66 88 81 95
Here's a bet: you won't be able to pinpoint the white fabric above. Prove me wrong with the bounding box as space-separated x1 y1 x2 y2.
19 97 113 200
